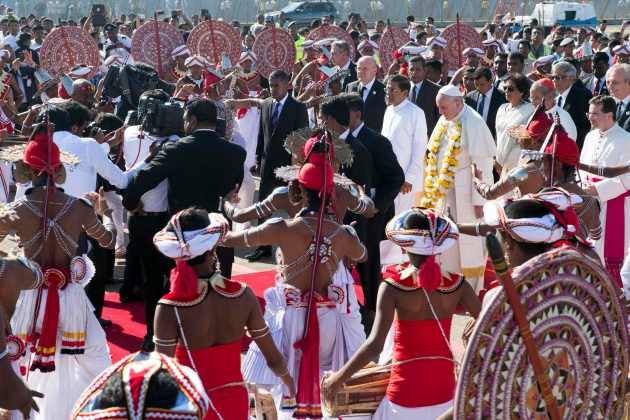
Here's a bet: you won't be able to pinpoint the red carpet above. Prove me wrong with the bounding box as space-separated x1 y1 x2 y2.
104 269 364 362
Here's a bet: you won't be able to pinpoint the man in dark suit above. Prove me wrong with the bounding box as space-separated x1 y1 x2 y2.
123 98 246 277
345 56 386 132
250 69 308 261
345 93 405 332
582 52 610 97
465 66 507 139
607 63 630 132
332 40 357 90
319 94 373 190
407 55 441 137
551 60 592 148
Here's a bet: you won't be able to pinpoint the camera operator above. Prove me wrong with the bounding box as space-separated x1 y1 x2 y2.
119 89 181 351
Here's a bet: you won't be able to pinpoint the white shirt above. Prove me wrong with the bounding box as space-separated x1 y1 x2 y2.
359 78 375 101
104 34 132 50
2 33 17 50
557 86 571 108
351 122 364 138
30 40 42 50
409 80 424 102
271 93 288 119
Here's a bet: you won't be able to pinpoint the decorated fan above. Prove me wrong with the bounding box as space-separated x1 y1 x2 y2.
131 20 185 78
440 22 482 72
251 27 296 78
39 26 101 79
307 25 356 61
455 246 629 419
186 20 241 67
379 26 411 70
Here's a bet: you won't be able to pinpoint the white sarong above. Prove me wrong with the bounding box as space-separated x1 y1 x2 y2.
242 262 365 419
373 398 453 419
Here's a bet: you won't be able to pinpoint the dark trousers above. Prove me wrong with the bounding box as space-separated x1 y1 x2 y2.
86 238 115 318
356 209 392 312
126 212 172 339
254 171 284 251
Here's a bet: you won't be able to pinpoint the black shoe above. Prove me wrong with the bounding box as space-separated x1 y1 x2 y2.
98 318 113 327
244 246 272 262
141 335 155 352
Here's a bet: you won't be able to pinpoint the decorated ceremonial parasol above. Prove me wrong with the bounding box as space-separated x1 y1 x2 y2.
307 24 356 61
131 20 185 79
39 26 101 79
251 27 296 79
440 21 482 72
186 19 241 67
455 243 629 419
378 26 411 71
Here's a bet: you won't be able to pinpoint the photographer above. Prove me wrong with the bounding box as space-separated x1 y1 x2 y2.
119 89 180 350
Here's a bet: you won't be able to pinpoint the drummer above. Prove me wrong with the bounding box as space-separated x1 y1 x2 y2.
175 55 208 97
323 207 481 419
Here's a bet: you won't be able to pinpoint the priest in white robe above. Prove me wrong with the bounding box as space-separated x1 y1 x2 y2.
420 85 497 292
380 75 428 265
580 95 630 287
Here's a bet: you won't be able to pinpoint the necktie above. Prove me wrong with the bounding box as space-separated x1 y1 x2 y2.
593 78 601 95
557 96 563 108
617 101 624 120
360 86 366 99
413 85 419 103
346 132 355 143
477 92 486 117
271 101 280 128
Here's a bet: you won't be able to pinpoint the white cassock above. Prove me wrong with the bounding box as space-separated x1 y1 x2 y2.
433 105 496 292
580 123 630 286
380 99 428 265
234 96 260 221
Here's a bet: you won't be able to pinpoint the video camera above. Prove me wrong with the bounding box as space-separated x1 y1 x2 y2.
137 92 185 136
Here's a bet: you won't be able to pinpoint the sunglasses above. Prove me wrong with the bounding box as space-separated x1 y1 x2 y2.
504 86 517 92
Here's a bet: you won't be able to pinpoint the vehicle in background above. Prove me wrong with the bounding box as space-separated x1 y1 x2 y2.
264 1 339 26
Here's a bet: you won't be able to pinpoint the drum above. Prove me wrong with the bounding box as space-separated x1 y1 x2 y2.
321 363 390 417
247 383 277 420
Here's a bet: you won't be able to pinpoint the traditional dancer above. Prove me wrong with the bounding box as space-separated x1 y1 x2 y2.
72 351 210 420
0 255 46 419
323 207 481 419
223 130 375 222
223 138 367 418
5 123 115 419
175 55 210 97
168 45 191 83
472 109 602 243
152 208 294 420
420 84 497 292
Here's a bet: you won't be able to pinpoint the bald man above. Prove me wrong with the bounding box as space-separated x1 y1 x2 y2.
70 79 96 108
346 56 387 131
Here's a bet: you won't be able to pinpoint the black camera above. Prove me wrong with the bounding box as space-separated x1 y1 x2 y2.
137 94 184 136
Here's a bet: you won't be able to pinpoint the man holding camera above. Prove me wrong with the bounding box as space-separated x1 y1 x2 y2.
123 98 246 279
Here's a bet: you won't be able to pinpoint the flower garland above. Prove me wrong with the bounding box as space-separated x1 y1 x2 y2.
421 119 463 209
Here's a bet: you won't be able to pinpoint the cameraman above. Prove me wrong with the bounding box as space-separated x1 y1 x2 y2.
120 89 180 351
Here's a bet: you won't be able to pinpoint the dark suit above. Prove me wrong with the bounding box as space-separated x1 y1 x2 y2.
256 94 309 201
346 79 386 132
616 100 630 133
340 61 358 91
465 86 507 139
582 75 609 96
123 129 246 277
408 79 441 137
340 133 373 190
562 81 592 149
12 64 37 111
354 124 405 314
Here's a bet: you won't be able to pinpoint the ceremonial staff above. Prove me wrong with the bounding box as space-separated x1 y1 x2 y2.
486 234 561 420
153 11 164 79
207 16 220 65
456 13 462 67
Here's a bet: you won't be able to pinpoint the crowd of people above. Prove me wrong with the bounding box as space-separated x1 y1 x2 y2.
0 6 629 420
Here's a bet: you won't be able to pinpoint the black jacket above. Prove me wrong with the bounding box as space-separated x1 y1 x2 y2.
582 75 609 96
256 94 308 198
465 87 507 139
354 124 404 214
340 61 358 91
409 79 441 137
123 129 246 213
617 101 630 133
340 132 373 190
346 79 386 132
562 81 592 149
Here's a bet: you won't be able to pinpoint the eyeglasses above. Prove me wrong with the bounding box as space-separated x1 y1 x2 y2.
504 86 517 92
550 75 568 81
